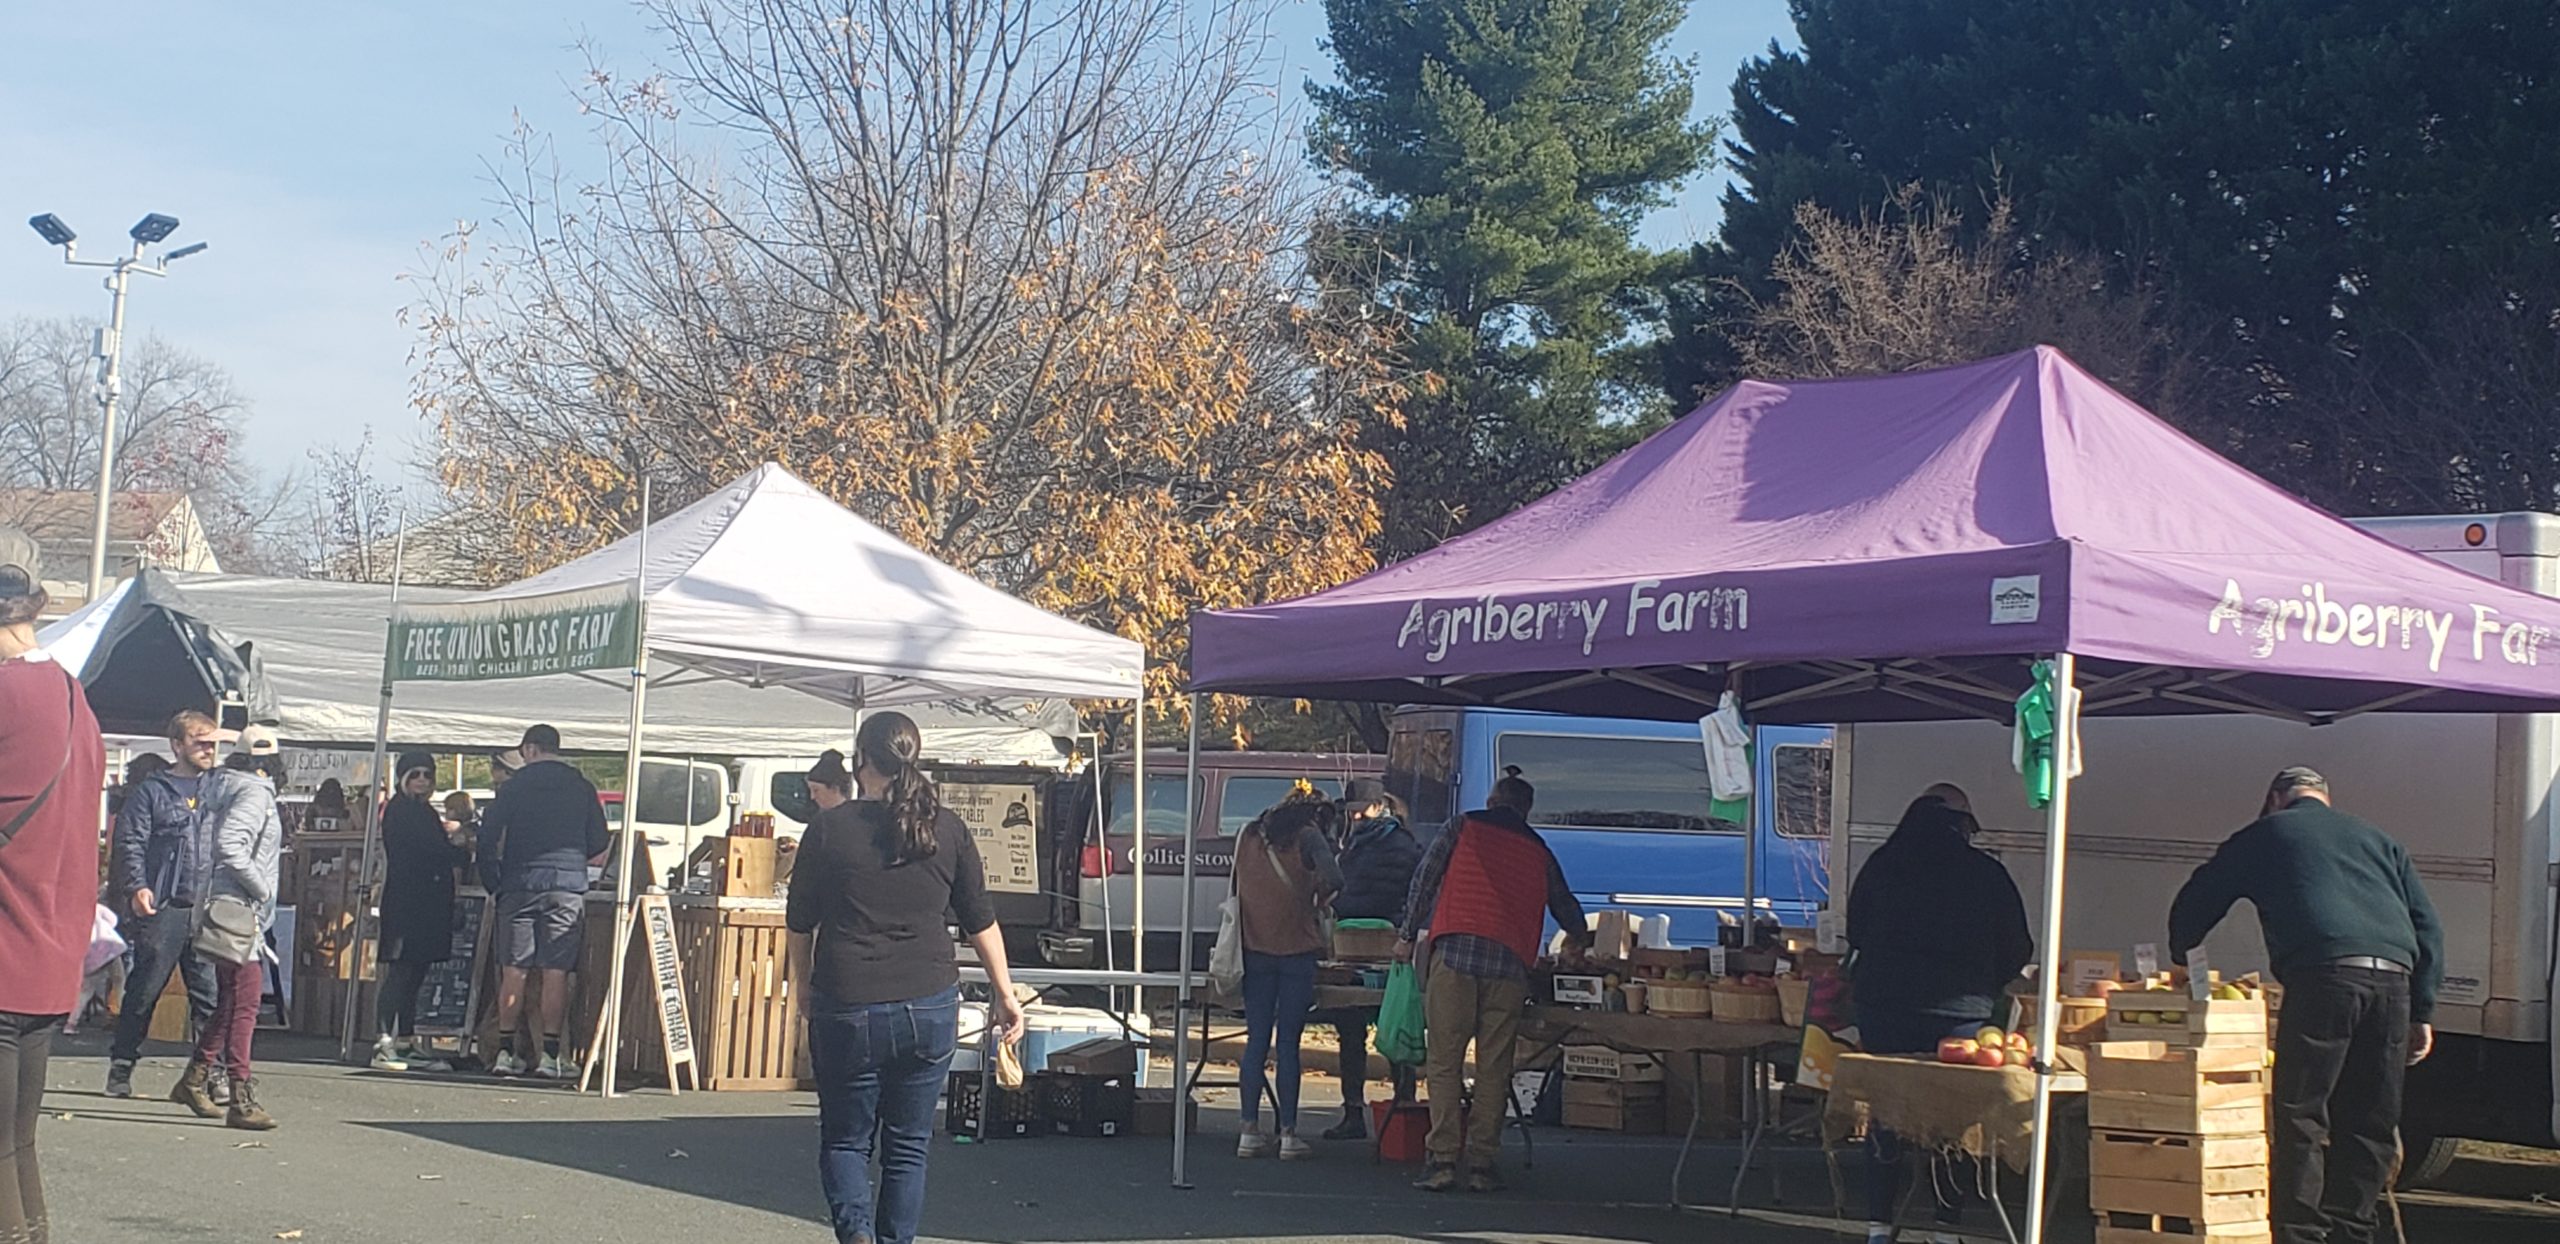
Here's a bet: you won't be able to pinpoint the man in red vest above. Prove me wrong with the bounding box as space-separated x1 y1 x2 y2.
1396 767 1587 1192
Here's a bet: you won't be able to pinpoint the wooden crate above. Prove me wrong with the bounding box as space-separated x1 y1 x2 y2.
2106 993 2267 1047
2090 1179 2268 1225
2095 1210 2272 1244
700 910 810 1090
2089 1092 2265 1136
2090 1130 2269 1186
2090 1042 2269 1102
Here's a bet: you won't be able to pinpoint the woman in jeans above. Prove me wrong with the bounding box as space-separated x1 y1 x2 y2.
172 732 285 1131
0 527 106 1244
1232 788 1343 1160
373 752 471 1071
787 712 1023 1244
1845 787 2033 1244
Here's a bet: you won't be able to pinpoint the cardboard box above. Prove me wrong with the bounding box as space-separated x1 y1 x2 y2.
1131 1088 1200 1137
1045 1037 1139 1078
1562 1045 1664 1083
1562 1078 1665 1134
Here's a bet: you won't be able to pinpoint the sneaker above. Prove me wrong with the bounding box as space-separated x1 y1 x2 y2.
225 1077 277 1132
1864 1225 1894 1244
104 1059 135 1099
1412 1163 1459 1192
1235 1130 1271 1159
1464 1167 1508 1194
370 1038 410 1073
491 1050 529 1077
170 1061 222 1119
207 1064 233 1107
1321 1113 1368 1142
533 1054 576 1081
1277 1134 1314 1162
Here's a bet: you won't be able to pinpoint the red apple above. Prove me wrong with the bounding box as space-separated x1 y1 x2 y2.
1972 1044 2007 1068
1937 1038 1976 1065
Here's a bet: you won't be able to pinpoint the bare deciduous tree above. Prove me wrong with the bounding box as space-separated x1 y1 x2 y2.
409 0 1403 713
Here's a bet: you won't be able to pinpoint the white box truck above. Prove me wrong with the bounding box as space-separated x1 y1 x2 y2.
1832 513 2560 1180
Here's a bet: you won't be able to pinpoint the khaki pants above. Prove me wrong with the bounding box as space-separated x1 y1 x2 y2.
1422 950 1525 1170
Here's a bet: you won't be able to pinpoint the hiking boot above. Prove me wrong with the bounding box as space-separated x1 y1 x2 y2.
104 1059 136 1099
1464 1167 1508 1194
1235 1129 1271 1158
1321 1112 1368 1142
207 1064 233 1106
1412 1163 1459 1192
225 1077 277 1131
370 1037 410 1072
1277 1133 1315 1162
170 1061 222 1118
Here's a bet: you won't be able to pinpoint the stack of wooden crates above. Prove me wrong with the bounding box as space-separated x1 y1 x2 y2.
2088 991 2274 1244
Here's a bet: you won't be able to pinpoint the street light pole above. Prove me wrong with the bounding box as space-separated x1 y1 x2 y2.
25 212 208 605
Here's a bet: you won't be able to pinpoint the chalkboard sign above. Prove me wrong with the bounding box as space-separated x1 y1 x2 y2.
639 895 698 1074
413 893 490 1035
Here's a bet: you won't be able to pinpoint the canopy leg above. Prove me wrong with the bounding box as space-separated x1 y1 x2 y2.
2023 653 2077 1244
1172 692 1201 1189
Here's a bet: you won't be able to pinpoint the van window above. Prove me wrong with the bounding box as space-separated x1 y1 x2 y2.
1386 728 1455 827
1106 773 1199 838
1771 744 1833 839
1493 733 1732 833
635 762 722 828
1220 775 1348 837
769 772 818 827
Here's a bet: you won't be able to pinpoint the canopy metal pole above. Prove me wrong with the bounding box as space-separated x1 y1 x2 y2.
2023 652 2078 1244
1131 683 1147 981
1172 692 1202 1188
340 510 410 1061
597 476 654 1098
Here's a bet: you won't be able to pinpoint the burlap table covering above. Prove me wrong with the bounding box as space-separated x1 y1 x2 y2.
1822 1052 2056 1168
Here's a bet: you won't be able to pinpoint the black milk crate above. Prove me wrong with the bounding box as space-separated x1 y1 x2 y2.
1034 1070 1137 1138
946 1071 1042 1140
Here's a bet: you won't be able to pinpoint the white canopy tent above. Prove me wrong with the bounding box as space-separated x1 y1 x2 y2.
359 463 1151 1101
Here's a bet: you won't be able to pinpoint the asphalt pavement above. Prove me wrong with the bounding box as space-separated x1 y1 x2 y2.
38 1031 2560 1244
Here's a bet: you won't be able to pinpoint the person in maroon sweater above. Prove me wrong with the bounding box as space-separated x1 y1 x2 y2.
0 528 106 1244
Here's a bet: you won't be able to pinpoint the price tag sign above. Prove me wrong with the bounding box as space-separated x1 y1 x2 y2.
1776 957 1795 976
1708 945 1729 978
2134 943 2161 979
2186 948 2214 1002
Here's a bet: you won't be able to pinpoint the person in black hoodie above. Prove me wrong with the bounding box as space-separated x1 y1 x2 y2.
1315 778 1421 1140
476 724 610 1078
371 752 472 1072
1846 787 2033 1244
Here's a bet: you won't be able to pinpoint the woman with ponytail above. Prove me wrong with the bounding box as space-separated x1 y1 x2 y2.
1231 785 1343 1161
787 711 1023 1244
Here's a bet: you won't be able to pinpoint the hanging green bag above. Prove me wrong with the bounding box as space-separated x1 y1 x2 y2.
1376 961 1429 1066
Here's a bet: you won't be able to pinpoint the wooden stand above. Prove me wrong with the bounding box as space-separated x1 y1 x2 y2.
570 895 812 1090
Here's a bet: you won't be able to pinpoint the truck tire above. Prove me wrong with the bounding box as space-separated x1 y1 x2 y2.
2395 1129 2460 1188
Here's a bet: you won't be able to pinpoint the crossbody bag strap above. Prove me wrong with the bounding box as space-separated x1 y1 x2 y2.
0 669 76 850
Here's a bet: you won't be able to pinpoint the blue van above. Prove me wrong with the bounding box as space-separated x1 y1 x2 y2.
1382 707 1833 946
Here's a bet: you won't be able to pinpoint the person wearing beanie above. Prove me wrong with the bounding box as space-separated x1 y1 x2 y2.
373 751 471 1071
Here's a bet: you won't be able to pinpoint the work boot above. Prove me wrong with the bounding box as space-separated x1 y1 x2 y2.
170 1061 222 1118
225 1077 277 1131
1412 1163 1458 1192
1464 1166 1508 1194
208 1063 234 1106
104 1059 135 1099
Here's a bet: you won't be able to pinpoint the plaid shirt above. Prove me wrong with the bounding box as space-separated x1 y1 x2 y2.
1432 933 1530 982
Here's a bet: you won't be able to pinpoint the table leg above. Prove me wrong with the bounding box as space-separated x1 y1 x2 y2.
1671 1049 1708 1209
1726 1048 1767 1216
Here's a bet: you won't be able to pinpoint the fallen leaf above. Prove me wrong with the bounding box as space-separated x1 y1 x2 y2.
233 1142 268 1150
53 1112 72 1121
418 1174 443 1181
276 1232 304 1241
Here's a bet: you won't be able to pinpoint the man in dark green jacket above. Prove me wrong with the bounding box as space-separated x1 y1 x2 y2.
2169 767 2442 1244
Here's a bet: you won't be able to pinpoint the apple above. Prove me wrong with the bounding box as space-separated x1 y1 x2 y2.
1938 1038 1979 1065
1976 1026 2005 1048
1971 1045 2007 1068
2008 1032 2032 1051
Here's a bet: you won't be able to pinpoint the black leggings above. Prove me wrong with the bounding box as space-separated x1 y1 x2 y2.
377 961 432 1039
0 1011 57 1244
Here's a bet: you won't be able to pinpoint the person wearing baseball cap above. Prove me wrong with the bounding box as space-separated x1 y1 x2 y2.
0 524 106 1240
2170 768 2444 1244
475 724 610 1078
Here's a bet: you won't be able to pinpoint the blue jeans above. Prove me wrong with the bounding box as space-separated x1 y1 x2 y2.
1240 950 1318 1130
109 908 220 1065
1857 1005 1993 1228
807 986 960 1244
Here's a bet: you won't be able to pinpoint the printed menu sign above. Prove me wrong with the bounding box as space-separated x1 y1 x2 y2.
942 780 1041 895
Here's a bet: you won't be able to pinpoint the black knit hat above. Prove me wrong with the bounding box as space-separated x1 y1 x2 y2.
397 751 437 783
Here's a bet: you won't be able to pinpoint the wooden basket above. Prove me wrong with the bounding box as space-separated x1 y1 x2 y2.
1709 983 1782 1024
1774 977 1812 1028
1649 981 1711 1017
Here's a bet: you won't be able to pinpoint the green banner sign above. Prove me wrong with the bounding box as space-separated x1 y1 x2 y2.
387 582 640 682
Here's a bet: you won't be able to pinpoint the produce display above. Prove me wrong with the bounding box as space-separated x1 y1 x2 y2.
1935 1026 2036 1068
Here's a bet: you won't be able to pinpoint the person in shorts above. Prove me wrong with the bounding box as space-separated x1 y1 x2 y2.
475 725 609 1078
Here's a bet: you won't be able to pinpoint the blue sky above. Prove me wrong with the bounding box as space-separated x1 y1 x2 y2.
0 0 1794 490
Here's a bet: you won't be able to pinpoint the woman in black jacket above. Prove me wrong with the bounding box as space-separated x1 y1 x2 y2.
371 752 470 1072
1846 787 2033 1243
1317 778 1422 1140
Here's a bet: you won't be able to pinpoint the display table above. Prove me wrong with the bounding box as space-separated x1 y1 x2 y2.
1517 1006 1803 1214
1821 1052 2091 1244
575 893 810 1091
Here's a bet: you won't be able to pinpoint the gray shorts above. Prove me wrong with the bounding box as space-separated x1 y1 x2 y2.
500 890 586 970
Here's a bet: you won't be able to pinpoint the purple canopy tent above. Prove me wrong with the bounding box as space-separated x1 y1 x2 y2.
1186 347 2560 1240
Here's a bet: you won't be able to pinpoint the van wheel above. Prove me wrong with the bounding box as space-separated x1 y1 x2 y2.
2396 1128 2460 1188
